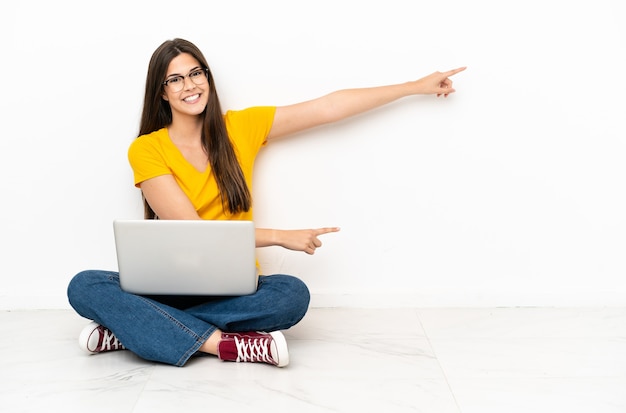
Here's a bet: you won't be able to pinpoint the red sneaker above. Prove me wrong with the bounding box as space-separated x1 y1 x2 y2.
78 321 126 354
217 331 289 367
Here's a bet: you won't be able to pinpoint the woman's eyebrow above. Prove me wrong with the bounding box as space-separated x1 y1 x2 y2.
165 66 202 78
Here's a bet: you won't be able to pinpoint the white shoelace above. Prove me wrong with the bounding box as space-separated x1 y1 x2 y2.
101 328 124 351
234 336 272 363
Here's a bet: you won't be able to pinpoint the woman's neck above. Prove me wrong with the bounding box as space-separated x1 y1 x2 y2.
168 115 203 145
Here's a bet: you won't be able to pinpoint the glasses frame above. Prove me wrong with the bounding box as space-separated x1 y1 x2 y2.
162 68 209 92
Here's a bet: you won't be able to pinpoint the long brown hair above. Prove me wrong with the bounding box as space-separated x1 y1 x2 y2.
138 38 251 219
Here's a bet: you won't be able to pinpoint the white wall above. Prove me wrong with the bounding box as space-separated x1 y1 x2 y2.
1 0 624 309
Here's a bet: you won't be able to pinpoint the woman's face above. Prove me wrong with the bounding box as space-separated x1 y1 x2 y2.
161 53 210 120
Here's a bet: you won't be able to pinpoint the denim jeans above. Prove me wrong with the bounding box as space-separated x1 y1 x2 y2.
67 270 310 366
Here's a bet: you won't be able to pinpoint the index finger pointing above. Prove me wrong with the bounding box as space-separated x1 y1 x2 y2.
443 66 467 77
314 227 341 236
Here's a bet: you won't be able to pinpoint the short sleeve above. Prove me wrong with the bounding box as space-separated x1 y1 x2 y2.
128 131 171 187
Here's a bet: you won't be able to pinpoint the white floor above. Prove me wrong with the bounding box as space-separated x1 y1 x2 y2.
1 307 625 413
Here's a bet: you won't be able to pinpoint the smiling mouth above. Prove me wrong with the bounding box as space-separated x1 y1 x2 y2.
183 94 200 102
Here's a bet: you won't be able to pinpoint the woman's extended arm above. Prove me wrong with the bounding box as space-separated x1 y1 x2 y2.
256 227 340 255
140 176 339 254
267 67 466 140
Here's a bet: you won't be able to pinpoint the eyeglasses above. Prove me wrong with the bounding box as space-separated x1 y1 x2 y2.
162 68 209 92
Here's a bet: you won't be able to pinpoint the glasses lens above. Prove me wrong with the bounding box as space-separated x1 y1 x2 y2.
190 69 207 86
165 76 184 92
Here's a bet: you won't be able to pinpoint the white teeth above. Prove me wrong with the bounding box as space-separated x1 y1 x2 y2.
183 94 200 102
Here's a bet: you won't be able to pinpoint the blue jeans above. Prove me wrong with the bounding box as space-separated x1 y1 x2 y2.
67 270 310 366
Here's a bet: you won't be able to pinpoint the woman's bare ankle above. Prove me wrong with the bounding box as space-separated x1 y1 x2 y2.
199 329 222 355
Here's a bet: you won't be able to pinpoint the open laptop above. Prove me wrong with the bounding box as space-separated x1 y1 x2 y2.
113 219 258 296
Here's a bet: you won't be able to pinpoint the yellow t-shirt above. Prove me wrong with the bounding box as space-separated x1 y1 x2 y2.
128 106 276 220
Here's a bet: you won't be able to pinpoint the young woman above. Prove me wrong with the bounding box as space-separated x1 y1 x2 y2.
67 38 465 368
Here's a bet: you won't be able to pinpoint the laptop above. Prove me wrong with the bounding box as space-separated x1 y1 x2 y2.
113 219 258 296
